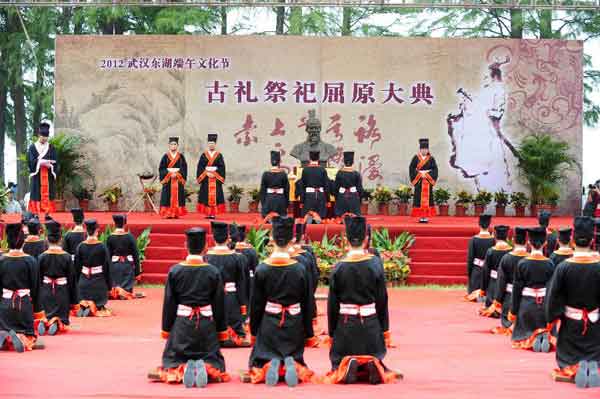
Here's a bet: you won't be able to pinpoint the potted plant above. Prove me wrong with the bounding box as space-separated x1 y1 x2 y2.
372 186 394 216
372 228 415 286
227 184 244 213
72 183 95 212
454 190 472 217
510 191 529 217
473 190 493 216
142 184 160 212
546 190 560 212
248 187 260 213
99 184 123 212
361 188 373 215
494 189 510 217
394 184 412 216
433 187 451 216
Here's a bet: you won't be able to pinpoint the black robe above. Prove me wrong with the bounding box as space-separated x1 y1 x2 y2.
545 255 600 368
0 252 42 336
159 151 188 215
409 154 438 210
544 230 558 258
161 259 227 371
75 240 112 308
495 249 528 328
482 244 512 307
249 257 315 368
196 151 226 211
328 253 389 369
259 168 290 218
333 168 364 217
297 163 330 219
27 142 58 211
62 230 85 260
107 232 140 293
205 249 248 338
235 243 259 309
38 248 79 325
549 249 573 267
22 238 49 260
511 255 555 342
467 234 495 295
291 248 320 322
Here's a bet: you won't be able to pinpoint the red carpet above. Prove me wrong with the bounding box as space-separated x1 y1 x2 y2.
1 288 593 398
2 212 574 285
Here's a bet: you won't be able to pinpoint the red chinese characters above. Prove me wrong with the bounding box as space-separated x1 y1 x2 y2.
271 118 286 136
325 113 343 142
353 114 381 149
234 114 258 146
358 154 384 182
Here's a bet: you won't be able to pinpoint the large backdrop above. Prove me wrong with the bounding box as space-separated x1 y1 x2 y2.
55 36 583 213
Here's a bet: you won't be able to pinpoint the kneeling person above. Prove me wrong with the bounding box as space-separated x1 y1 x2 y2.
107 214 142 300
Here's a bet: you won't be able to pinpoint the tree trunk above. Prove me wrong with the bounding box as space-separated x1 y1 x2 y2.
220 6 227 35
538 9 553 38
31 59 44 135
275 0 285 34
11 83 28 199
510 8 523 38
288 3 303 35
342 7 352 36
59 6 72 34
0 65 6 185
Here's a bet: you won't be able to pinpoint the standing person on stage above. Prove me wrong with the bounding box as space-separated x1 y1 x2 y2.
409 138 438 220
333 151 364 218
0 223 45 352
107 214 141 300
297 151 329 223
465 214 495 302
510 227 556 352
550 228 574 266
27 122 58 215
159 136 188 219
37 220 79 336
75 219 112 317
197 133 226 219
247 216 317 386
205 222 249 347
539 210 558 257
63 208 85 261
546 217 600 388
259 150 290 220
22 216 48 259
323 216 397 385
480 225 512 310
148 228 230 387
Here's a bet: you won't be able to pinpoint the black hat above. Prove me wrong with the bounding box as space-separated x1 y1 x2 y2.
538 210 551 228
207 133 218 143
45 220 62 242
237 225 247 242
573 216 594 247
112 214 126 228
494 225 509 241
514 227 527 246
309 151 320 162
295 223 305 243
345 216 367 247
21 211 33 225
558 228 572 245
271 151 281 167
478 214 492 229
70 208 84 224
169 136 179 144
229 224 241 243
528 227 547 248
343 151 354 167
211 221 228 244
39 122 50 137
272 216 294 247
27 216 41 235
419 138 429 149
84 219 98 234
186 227 206 254
6 223 24 249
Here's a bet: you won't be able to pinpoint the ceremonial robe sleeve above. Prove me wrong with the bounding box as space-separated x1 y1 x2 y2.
130 234 141 277
236 254 248 308
49 146 59 176
429 157 438 182
103 246 112 289
333 173 342 201
67 254 80 306
545 264 566 323
375 258 390 333
74 245 83 277
212 272 227 334
495 257 508 304
302 266 316 338
161 271 178 333
481 249 492 294
283 173 290 207
158 155 168 182
327 266 340 337
216 154 226 182
296 170 307 201
409 156 418 184
196 155 208 183
27 145 37 173
355 171 364 199
29 257 43 314
322 168 330 198
250 266 266 337
180 154 188 181
259 172 268 205
466 239 475 283
511 261 525 316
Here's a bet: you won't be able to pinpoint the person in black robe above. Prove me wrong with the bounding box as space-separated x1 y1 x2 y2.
159 136 188 219
148 227 230 387
550 228 573 266
107 214 141 300
479 225 512 311
539 210 558 257
297 151 330 222
63 208 86 261
259 150 290 220
0 223 45 352
247 216 317 386
197 133 226 219
333 151 363 218
546 217 600 388
22 216 48 259
323 216 398 385
465 214 495 302
230 224 257 321
409 138 438 219
75 219 112 317
510 227 556 352
27 122 58 215
37 220 79 336
205 222 250 347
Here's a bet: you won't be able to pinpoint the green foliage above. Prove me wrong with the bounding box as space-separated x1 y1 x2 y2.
362 188 373 202
510 191 529 208
227 184 244 203
494 189 510 207
394 184 413 203
372 228 415 254
372 186 393 204
433 187 451 205
473 190 493 206
371 228 414 284
99 225 114 244
50 133 93 199
246 227 270 261
0 185 11 212
455 190 473 205
248 187 260 202
136 227 152 267
99 184 123 204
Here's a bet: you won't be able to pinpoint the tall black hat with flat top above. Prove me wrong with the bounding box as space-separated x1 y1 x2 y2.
558 228 572 245
238 225 247 242
271 151 281 167
186 228 206 254
345 216 367 247
6 223 24 249
27 216 41 235
112 214 126 228
478 214 492 229
494 225 509 241
295 223 305 243
211 221 228 244
70 208 84 224
419 138 429 149
168 136 179 144
574 216 594 247
84 219 98 235
538 210 551 228
207 133 218 143
229 224 241 243
272 216 294 247
309 151 320 162
39 122 50 137
528 227 547 249
514 227 527 246
45 220 62 242
343 151 354 167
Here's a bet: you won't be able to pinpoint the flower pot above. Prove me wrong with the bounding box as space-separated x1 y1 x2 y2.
438 204 449 216
107 202 119 212
78 199 89 212
495 205 506 217
474 205 485 216
397 202 409 216
377 203 390 216
55 199 66 212
514 206 526 217
361 202 369 215
229 201 240 213
248 201 259 213
144 198 154 213
455 204 467 217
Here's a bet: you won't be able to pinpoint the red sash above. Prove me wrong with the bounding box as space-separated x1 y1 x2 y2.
197 151 224 207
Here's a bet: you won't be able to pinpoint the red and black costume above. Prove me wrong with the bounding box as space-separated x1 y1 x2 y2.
27 122 58 214
409 138 438 218
197 134 226 217
159 137 188 218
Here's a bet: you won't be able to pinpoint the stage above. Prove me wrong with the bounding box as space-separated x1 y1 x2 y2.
3 212 575 285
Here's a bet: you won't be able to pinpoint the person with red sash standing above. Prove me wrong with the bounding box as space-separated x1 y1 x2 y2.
409 138 438 220
159 137 188 218
197 133 226 219
27 122 58 215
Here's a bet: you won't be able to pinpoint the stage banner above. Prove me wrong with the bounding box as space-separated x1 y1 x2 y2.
55 36 583 213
